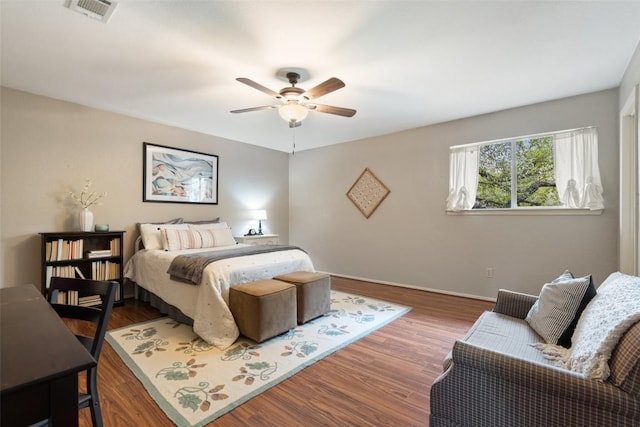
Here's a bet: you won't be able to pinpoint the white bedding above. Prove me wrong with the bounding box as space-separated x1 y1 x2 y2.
124 244 315 349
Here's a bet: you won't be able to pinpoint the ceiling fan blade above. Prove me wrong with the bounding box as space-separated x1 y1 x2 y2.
236 78 282 99
312 104 357 117
230 105 278 114
303 78 345 100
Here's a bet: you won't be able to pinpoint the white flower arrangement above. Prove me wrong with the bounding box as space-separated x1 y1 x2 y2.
69 178 107 209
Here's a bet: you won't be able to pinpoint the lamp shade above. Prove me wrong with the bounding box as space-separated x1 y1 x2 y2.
253 209 267 220
278 102 309 123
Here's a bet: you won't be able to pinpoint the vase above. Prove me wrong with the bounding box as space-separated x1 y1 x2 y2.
79 208 94 232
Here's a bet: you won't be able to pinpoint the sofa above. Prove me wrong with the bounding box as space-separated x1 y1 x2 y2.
430 272 640 427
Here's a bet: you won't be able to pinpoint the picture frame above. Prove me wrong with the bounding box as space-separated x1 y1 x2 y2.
346 168 390 218
143 142 218 204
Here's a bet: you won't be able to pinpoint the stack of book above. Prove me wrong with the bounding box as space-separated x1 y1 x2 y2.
52 290 102 307
87 249 113 258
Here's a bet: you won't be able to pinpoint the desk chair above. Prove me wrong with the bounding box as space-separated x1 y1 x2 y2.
48 277 117 427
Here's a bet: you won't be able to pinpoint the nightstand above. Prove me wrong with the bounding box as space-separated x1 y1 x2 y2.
235 234 279 246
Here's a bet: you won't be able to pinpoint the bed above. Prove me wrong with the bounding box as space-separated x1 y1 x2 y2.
124 220 315 349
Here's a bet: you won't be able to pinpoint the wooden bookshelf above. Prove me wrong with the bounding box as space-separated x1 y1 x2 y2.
40 231 125 306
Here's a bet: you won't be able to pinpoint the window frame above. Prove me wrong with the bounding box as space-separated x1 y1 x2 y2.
447 126 604 215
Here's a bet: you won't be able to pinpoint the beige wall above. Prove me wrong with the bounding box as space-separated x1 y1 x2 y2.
0 86 624 299
0 87 290 288
290 89 620 298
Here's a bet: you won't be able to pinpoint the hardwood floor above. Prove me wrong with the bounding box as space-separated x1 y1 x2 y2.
85 277 493 426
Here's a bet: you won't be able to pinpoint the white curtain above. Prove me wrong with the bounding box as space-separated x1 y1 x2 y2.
446 145 479 210
554 127 604 210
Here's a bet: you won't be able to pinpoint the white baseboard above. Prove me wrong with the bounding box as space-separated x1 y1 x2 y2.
321 271 497 303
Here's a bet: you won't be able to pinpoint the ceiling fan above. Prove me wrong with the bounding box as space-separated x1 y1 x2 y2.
230 72 356 128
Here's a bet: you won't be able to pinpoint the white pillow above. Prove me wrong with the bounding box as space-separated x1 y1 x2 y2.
139 223 188 250
526 271 591 344
567 272 640 380
211 227 237 247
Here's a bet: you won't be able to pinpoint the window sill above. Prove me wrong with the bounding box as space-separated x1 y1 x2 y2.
446 208 603 216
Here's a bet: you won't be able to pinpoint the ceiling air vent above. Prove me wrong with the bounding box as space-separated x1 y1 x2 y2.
66 0 118 24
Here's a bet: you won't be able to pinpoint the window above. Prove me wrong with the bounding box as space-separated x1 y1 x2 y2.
447 127 604 211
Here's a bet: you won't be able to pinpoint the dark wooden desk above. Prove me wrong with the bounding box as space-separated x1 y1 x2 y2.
1 284 96 426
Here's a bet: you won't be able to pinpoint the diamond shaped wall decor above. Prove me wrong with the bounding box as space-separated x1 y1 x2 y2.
346 168 390 218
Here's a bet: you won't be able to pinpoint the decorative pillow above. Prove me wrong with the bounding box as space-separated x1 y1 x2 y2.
526 271 592 345
565 272 640 380
161 229 200 251
556 275 597 348
211 227 237 247
198 229 216 248
161 227 236 250
136 218 183 249
140 223 188 250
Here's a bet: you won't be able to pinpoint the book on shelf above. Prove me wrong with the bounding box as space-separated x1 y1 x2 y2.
54 290 77 305
52 290 101 306
110 238 121 256
87 249 113 258
91 260 120 280
78 295 102 307
46 239 84 261
74 266 86 279
45 265 89 288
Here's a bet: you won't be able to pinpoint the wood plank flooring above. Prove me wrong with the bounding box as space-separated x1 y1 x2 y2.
84 277 493 426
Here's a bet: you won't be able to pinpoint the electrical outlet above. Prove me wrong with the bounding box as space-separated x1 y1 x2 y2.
486 267 494 278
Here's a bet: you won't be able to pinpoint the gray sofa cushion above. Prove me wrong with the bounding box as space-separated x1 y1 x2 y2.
444 311 548 371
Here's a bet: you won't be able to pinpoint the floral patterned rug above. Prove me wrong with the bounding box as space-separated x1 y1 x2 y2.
105 290 411 426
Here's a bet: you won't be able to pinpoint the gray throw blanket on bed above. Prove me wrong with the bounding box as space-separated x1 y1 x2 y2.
167 245 305 285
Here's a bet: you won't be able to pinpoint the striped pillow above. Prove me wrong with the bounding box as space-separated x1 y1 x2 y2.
161 229 203 251
526 271 592 345
162 227 237 250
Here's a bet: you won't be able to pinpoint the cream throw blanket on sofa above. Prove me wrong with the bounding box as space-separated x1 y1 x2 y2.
534 272 640 381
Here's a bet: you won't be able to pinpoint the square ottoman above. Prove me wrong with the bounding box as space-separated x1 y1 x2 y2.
274 271 331 324
229 279 297 343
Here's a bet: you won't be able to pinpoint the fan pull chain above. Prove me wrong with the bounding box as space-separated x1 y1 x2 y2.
291 129 296 155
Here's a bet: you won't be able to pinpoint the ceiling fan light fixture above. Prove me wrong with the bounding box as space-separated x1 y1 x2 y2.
279 102 309 124
233 72 355 127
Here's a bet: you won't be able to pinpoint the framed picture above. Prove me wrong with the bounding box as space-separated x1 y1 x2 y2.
346 168 390 218
143 142 218 204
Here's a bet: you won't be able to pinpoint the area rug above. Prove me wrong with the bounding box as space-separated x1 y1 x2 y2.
105 290 410 426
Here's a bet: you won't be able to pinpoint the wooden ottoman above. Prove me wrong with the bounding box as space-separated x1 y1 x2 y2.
274 271 331 324
229 279 297 343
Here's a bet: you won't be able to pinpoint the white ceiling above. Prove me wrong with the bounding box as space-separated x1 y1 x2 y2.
2 1 640 153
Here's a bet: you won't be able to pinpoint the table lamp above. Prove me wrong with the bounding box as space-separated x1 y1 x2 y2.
254 209 267 235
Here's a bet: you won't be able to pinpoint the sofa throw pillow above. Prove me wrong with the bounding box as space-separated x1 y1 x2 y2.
565 272 640 380
557 276 597 348
526 271 592 345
